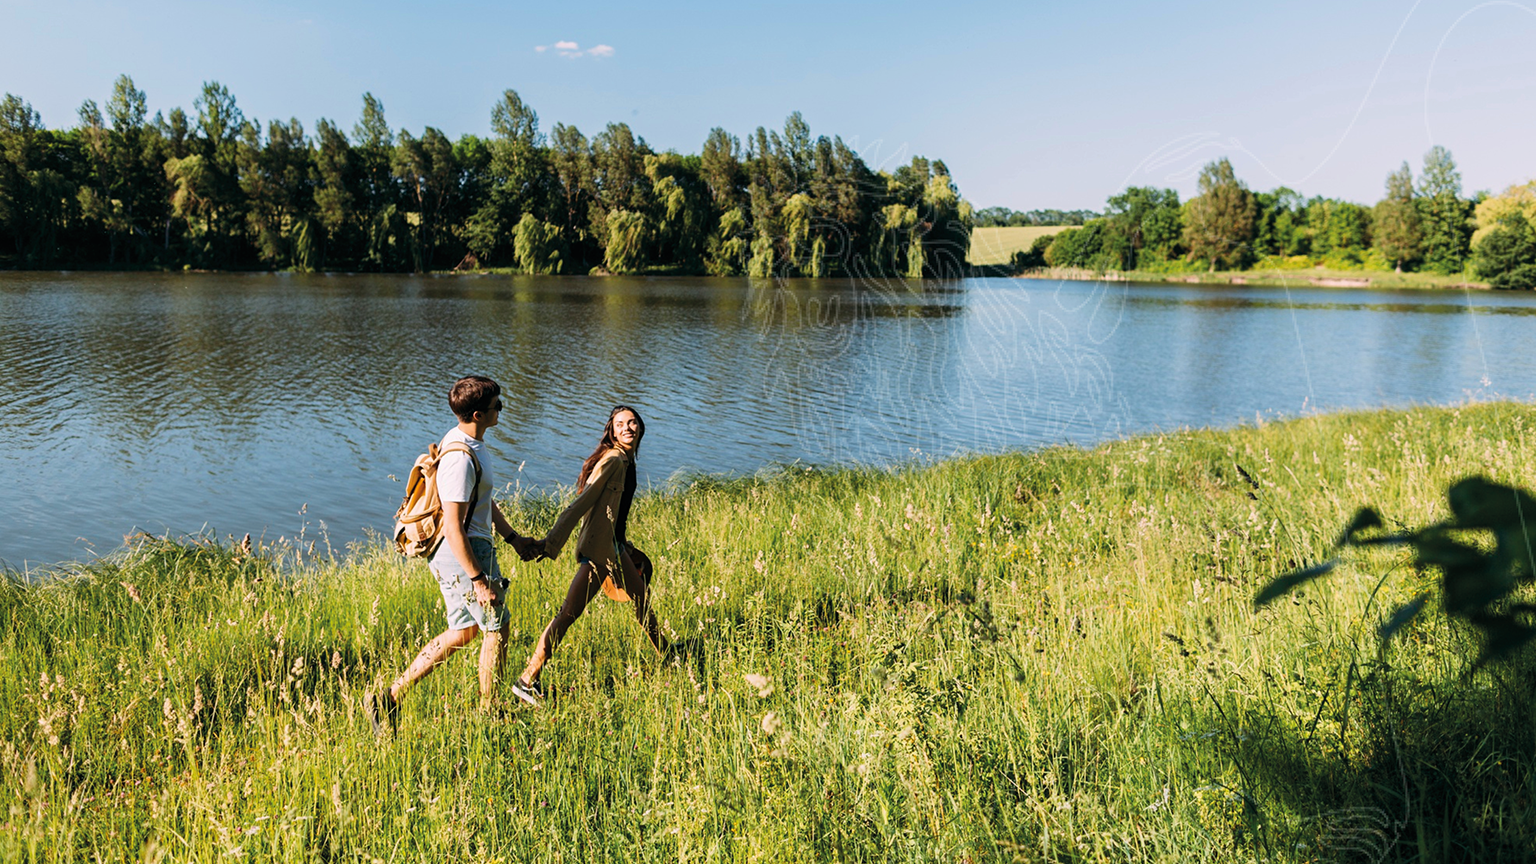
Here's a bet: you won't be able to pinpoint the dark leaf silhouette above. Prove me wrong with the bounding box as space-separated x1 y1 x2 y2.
1254 560 1336 608
1448 476 1536 530
1337 507 1384 546
1261 475 1536 666
1469 611 1536 668
1378 595 1429 643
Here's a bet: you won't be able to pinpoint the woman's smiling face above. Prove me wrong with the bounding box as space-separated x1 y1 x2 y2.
612 409 640 449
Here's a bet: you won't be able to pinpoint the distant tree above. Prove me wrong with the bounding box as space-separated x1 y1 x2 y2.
591 123 651 265
1472 211 1536 289
512 212 566 274
1373 162 1421 272
705 206 750 276
1182 158 1256 270
75 98 129 263
1417 146 1473 274
1470 180 1536 252
465 89 546 265
917 163 973 278
1044 221 1116 271
700 127 743 210
392 127 458 272
188 81 246 266
1010 232 1054 270
239 118 315 269
311 118 356 267
547 122 594 263
352 93 402 270
0 93 71 265
1254 187 1306 258
646 153 708 268
603 209 647 273
1104 186 1181 269
1306 197 1371 262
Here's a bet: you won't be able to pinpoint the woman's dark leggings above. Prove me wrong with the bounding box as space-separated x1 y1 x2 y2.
535 545 661 664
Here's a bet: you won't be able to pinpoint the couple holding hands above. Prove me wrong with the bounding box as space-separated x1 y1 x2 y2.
368 375 663 732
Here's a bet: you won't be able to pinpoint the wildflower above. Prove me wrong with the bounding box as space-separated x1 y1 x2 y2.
743 674 774 698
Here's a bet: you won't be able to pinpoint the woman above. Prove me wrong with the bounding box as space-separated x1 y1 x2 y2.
511 405 664 706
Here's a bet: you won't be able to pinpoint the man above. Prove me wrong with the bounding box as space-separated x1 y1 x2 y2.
367 375 539 732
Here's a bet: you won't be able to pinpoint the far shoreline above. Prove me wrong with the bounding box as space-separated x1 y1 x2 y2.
1005 265 1492 291
0 266 1500 291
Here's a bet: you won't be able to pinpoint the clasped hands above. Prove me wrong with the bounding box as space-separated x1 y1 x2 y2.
504 531 551 562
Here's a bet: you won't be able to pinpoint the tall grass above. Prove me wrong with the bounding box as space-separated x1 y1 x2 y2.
4 403 1535 862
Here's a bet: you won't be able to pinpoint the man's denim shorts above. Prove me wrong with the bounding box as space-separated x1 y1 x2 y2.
429 537 509 632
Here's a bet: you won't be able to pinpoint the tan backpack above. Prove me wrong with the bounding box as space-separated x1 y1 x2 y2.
392 441 481 558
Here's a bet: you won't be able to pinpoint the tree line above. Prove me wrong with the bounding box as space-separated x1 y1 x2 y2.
1020 147 1536 288
0 77 975 277
972 207 1098 228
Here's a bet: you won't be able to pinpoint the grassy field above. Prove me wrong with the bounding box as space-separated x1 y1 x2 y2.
6 403 1536 861
967 226 1075 266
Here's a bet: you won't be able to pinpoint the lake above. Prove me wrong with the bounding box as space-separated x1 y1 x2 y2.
3 271 1533 568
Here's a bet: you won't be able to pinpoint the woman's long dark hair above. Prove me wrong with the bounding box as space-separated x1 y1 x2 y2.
577 405 644 542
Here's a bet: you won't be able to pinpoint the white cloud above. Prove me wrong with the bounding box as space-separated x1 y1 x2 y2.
534 40 615 58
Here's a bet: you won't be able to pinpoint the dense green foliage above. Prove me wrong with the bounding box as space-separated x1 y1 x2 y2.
972 207 1098 227
4 404 1536 861
0 80 972 277
1028 148 1494 280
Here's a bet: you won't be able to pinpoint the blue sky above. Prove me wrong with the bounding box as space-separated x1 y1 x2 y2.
3 0 1533 210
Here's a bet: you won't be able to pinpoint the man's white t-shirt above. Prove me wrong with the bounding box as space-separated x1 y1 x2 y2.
436 427 493 541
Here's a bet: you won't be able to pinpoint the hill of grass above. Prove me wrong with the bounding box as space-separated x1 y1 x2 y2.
5 403 1536 861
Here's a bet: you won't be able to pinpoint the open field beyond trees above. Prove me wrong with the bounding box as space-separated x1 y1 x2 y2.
5 403 1536 861
965 226 1074 266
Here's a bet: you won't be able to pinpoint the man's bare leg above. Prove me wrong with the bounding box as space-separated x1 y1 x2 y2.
391 625 480 701
479 628 506 705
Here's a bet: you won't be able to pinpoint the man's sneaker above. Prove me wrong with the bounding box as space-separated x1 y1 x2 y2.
510 678 545 707
365 688 399 735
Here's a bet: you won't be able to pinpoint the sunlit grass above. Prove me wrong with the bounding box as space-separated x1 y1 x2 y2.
4 402 1535 861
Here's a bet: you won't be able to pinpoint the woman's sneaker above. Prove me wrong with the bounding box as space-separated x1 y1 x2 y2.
510 678 545 707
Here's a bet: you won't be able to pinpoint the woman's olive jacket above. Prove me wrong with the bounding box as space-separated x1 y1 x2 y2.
543 447 635 602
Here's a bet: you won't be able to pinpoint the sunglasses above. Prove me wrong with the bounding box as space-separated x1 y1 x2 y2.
480 399 502 414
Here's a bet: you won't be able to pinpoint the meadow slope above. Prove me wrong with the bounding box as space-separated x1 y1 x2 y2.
4 403 1536 862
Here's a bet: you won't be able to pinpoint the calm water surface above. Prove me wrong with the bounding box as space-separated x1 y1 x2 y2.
3 272 1534 567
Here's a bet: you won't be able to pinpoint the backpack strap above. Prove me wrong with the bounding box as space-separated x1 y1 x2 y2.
439 442 483 533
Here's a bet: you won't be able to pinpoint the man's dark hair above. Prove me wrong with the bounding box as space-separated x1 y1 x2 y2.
449 376 501 422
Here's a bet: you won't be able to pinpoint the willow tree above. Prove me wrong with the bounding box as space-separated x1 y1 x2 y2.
646 153 709 268
514 212 566 274
1183 158 1256 271
877 203 918 276
782 192 813 273
917 167 972 278
603 209 647 273
706 206 750 276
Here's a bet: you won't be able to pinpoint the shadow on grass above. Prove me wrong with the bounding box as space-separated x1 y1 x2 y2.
1207 655 1536 862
